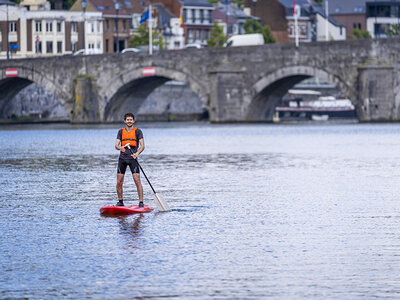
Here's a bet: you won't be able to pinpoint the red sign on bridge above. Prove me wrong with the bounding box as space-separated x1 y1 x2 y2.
142 67 155 76
5 68 18 77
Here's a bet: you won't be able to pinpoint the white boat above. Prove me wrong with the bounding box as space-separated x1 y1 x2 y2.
311 114 329 121
275 90 356 120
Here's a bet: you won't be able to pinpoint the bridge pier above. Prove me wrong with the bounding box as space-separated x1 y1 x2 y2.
209 64 250 122
357 66 399 122
71 76 100 123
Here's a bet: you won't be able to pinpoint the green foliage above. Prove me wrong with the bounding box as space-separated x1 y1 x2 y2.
243 19 275 44
232 0 243 6
206 0 218 3
313 0 323 5
10 0 75 9
243 19 262 34
386 24 400 37
129 25 166 50
262 25 276 44
349 28 371 39
207 23 226 47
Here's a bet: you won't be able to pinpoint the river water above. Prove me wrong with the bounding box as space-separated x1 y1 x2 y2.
0 122 399 299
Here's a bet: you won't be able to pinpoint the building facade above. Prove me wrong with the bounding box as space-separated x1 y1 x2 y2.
0 4 103 59
181 0 213 46
366 0 400 38
329 0 367 37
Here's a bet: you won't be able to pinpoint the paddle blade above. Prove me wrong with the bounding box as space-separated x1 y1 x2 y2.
154 193 171 212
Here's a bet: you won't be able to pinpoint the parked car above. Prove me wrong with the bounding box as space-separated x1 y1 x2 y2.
184 43 202 49
224 34 264 47
121 48 140 53
73 48 102 56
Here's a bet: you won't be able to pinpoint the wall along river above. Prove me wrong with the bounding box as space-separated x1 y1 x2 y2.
0 122 400 299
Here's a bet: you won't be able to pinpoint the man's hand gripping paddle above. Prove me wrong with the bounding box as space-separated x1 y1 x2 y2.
125 144 171 212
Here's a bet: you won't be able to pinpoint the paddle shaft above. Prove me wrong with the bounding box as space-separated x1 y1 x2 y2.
127 147 157 194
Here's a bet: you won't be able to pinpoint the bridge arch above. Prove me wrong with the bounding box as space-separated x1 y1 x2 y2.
247 65 351 121
101 66 209 121
0 66 74 119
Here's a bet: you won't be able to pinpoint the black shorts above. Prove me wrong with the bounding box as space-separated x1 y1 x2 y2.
117 158 140 174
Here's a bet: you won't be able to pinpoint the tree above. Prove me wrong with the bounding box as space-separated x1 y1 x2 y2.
262 25 276 44
243 19 262 34
386 24 400 37
129 25 166 50
243 19 275 44
207 23 226 47
349 28 371 39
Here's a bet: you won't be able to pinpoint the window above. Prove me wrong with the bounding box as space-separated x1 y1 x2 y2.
106 39 109 52
208 10 212 23
57 21 62 32
188 28 194 42
9 22 17 32
200 10 204 23
57 41 62 53
46 41 53 53
183 9 187 23
97 21 101 33
36 41 42 53
46 21 53 32
71 22 77 33
204 29 210 40
196 29 201 41
105 20 109 32
36 21 42 32
358 23 361 29
123 20 126 32
89 22 94 33
114 20 118 32
97 41 101 49
72 42 77 52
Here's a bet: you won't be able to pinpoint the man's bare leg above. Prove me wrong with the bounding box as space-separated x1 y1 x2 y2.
133 173 143 204
116 174 125 205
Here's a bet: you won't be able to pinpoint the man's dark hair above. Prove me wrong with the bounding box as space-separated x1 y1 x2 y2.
124 113 135 120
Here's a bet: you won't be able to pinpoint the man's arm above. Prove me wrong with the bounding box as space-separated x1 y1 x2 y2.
115 139 126 152
131 138 145 159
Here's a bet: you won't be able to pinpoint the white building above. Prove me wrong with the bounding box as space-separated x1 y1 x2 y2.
0 4 103 59
366 1 400 38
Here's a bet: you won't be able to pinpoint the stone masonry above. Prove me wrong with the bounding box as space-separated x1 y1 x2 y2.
1 38 400 123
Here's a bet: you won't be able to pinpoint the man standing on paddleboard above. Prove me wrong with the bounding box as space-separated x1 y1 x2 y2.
115 113 145 207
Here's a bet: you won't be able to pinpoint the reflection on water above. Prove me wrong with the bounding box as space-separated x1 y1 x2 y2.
1 122 400 298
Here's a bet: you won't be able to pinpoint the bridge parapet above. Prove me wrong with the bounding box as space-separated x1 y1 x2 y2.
1 38 400 122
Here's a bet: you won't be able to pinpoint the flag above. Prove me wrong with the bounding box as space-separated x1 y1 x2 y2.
179 14 183 28
292 0 296 16
140 8 150 24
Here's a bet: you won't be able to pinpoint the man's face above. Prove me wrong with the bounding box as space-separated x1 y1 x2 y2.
124 117 134 127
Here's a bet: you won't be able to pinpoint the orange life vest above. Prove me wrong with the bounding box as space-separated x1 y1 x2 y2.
121 127 137 147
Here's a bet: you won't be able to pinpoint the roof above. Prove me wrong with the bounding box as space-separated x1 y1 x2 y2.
279 0 345 27
213 8 237 24
153 3 174 29
217 4 259 21
179 0 213 8
328 0 367 15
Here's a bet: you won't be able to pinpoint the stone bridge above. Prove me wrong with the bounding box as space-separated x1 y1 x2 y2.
1 38 400 123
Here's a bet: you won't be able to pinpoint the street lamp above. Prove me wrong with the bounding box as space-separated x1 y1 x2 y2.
114 0 120 53
81 0 86 51
0 0 16 60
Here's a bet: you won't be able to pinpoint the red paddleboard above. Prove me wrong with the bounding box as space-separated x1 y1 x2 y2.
100 205 154 215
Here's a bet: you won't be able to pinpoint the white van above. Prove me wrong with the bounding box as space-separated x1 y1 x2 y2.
73 48 102 56
224 34 264 47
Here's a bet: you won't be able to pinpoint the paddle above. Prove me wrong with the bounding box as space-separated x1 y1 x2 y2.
125 144 171 212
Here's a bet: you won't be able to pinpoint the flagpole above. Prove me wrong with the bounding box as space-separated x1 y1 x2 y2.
325 0 329 41
295 7 299 48
149 3 152 55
